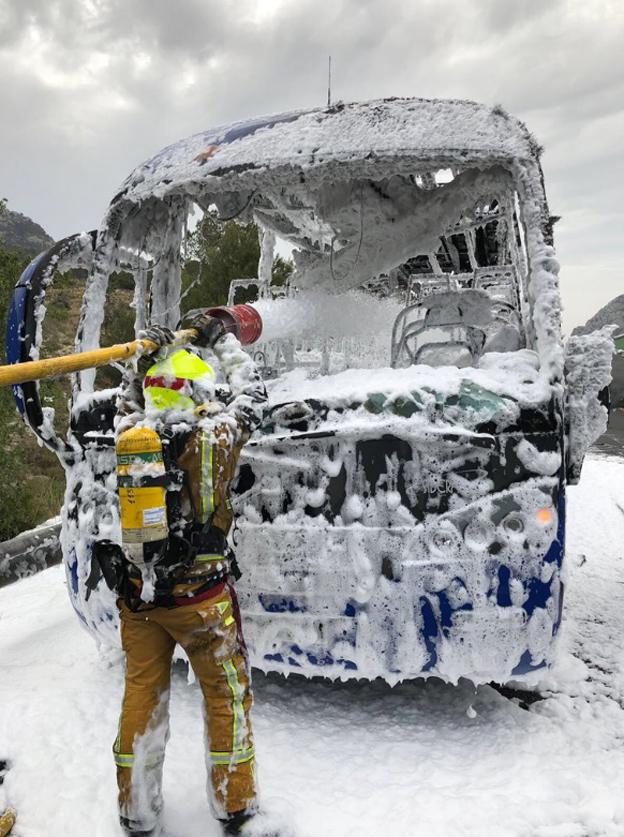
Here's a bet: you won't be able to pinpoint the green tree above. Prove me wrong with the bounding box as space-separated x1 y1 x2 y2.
0 199 67 539
0 214 40 539
181 211 292 314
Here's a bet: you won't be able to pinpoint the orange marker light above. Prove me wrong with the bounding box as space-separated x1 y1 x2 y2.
536 507 554 525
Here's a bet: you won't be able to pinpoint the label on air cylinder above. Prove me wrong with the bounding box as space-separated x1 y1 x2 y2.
143 507 166 526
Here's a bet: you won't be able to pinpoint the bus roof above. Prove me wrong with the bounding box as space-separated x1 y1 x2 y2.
113 97 538 207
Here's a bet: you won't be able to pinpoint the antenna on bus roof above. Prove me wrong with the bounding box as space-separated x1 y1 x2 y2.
327 55 332 108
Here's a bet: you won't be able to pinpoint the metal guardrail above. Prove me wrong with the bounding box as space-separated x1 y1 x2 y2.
0 519 62 588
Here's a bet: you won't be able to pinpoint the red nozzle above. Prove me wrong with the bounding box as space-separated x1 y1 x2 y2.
205 304 263 346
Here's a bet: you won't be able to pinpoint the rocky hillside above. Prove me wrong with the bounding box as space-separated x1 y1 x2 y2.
573 294 624 408
0 208 54 255
573 294 624 336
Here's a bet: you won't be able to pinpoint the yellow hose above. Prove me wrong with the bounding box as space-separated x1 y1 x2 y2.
0 329 198 388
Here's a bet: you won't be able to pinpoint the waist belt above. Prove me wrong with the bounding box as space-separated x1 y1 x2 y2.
127 563 227 610
171 581 226 608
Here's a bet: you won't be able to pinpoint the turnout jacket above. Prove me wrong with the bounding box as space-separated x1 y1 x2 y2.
115 334 267 600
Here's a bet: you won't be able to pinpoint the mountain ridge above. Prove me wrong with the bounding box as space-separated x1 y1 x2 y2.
573 294 624 337
575 294 624 408
0 207 54 255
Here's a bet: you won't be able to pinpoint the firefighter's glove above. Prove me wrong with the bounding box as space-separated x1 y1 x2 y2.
136 324 175 374
139 324 176 355
183 312 226 349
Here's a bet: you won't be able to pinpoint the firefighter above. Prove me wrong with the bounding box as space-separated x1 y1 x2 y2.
109 311 267 836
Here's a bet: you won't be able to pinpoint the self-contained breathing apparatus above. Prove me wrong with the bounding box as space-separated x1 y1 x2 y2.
87 424 240 611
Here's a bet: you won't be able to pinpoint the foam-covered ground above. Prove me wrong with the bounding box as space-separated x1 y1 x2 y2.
1 455 623 837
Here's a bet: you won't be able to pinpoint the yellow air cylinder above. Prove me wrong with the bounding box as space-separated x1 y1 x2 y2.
0 808 16 837
116 426 168 560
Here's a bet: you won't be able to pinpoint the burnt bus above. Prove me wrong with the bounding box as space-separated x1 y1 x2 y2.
6 98 612 683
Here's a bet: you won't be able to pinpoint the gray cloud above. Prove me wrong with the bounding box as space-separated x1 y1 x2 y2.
0 0 622 328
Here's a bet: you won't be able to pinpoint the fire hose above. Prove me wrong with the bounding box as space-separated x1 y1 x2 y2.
0 304 262 387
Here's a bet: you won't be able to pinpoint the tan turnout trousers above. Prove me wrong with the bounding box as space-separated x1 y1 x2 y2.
114 584 256 828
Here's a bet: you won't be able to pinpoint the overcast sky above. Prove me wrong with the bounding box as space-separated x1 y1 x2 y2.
0 0 622 331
